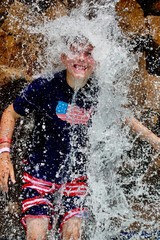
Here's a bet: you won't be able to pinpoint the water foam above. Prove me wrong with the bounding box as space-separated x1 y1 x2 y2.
7 0 159 239
28 1 140 239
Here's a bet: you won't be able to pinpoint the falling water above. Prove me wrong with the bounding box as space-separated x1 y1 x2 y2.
33 2 136 238
1 0 159 239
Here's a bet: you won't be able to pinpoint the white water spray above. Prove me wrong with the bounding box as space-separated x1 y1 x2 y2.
3 0 159 239
25 1 138 239
35 3 138 238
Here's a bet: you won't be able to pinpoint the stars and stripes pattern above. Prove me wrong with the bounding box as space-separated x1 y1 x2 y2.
22 173 88 212
22 196 54 213
60 207 88 232
56 101 92 125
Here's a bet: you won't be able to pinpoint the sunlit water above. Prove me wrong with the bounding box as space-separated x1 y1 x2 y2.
1 0 160 239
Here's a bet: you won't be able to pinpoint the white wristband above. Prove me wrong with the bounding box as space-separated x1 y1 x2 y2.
0 147 10 154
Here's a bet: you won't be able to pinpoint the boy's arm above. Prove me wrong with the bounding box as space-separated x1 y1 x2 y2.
0 103 21 192
126 117 160 151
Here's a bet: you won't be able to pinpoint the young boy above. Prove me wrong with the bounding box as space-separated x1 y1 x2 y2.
0 36 160 240
0 36 97 240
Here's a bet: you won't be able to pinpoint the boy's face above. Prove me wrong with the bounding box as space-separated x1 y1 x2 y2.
61 42 96 86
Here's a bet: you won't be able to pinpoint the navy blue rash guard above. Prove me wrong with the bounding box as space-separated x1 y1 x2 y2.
13 70 98 184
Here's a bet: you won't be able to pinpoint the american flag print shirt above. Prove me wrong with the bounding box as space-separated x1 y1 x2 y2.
56 101 93 125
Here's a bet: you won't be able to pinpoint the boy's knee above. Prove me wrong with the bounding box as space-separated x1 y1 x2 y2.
26 217 49 240
62 216 82 240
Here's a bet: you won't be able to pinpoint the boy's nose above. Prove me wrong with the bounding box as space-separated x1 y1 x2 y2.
78 52 85 61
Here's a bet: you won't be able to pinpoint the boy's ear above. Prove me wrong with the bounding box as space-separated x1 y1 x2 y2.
61 53 66 64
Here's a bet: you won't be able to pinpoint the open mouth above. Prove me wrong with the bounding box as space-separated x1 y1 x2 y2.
73 64 87 71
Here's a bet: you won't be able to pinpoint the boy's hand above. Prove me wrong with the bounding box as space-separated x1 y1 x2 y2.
62 216 82 240
152 138 160 152
0 152 15 192
126 117 160 151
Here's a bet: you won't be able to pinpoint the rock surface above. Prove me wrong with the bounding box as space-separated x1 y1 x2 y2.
0 0 69 84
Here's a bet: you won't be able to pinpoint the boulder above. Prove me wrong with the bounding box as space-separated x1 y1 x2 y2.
116 0 147 37
0 0 68 77
0 65 30 86
146 16 160 45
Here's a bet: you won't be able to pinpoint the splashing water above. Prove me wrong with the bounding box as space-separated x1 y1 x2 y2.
3 0 160 239
32 2 139 239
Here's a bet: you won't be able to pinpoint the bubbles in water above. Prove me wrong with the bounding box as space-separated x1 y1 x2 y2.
4 0 159 239
26 1 140 239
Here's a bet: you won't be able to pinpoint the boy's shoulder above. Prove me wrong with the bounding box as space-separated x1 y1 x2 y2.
32 70 66 87
20 70 67 99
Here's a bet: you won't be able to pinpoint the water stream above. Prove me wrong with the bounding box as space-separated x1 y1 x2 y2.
1 0 159 239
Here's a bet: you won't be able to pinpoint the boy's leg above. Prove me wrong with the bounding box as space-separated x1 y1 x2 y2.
59 176 88 240
62 216 82 240
26 217 49 240
21 173 55 239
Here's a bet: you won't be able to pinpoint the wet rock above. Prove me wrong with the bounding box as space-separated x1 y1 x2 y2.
0 0 13 26
146 16 160 45
0 0 68 76
0 66 30 86
116 0 147 37
18 0 57 12
0 77 28 240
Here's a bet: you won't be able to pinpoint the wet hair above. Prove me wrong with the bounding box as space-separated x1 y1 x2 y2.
63 34 92 48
